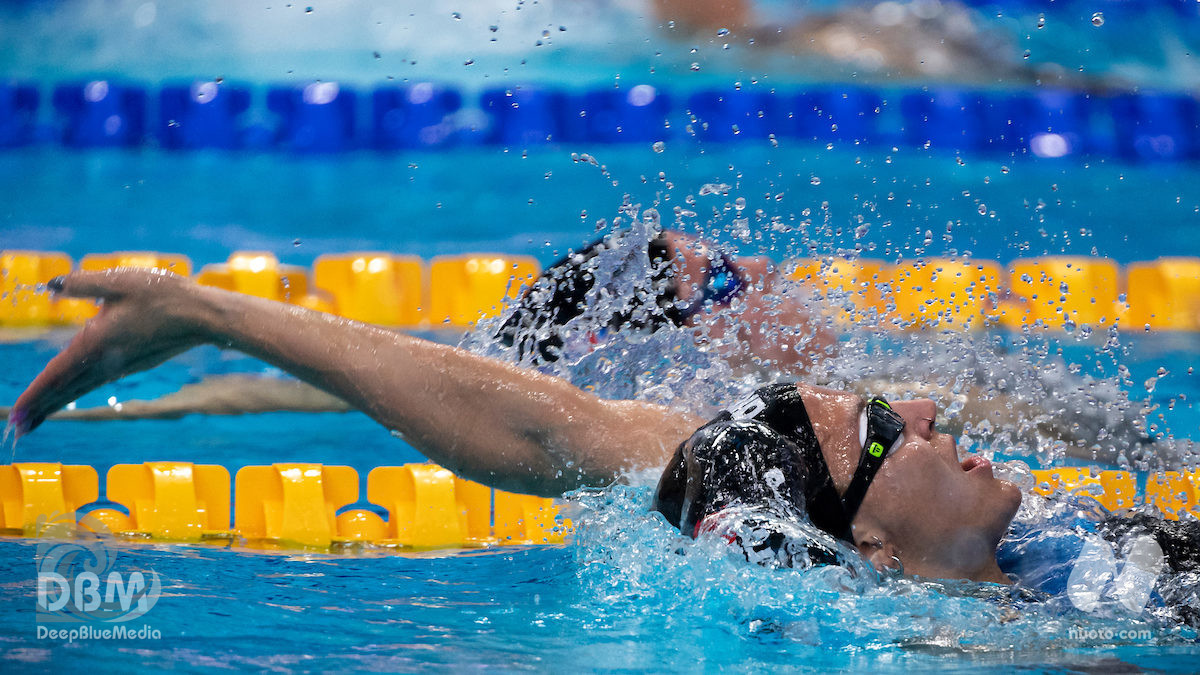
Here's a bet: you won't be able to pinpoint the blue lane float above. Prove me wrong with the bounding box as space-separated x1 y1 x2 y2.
160 81 251 150
52 80 146 148
481 86 569 146
3 78 1199 162
0 82 37 148
567 85 671 144
787 88 883 145
1110 93 1199 162
686 88 776 142
373 83 463 150
267 81 358 153
901 89 985 153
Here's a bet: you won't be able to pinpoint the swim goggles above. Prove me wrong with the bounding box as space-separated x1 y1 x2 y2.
800 396 906 543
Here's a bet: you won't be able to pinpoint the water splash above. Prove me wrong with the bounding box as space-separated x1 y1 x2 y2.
459 193 1197 638
566 486 1192 652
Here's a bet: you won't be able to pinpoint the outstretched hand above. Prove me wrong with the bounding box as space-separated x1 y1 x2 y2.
9 268 209 438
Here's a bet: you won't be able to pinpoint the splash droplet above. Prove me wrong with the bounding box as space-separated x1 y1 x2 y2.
652 141 665 153
1091 12 1104 26
810 176 821 186
690 62 701 71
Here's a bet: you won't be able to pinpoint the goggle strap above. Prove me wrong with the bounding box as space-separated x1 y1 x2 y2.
839 400 904 531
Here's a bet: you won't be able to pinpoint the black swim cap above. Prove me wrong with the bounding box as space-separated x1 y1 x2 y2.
496 231 680 363
652 383 857 544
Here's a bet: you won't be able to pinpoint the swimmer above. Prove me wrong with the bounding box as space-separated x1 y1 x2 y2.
11 267 1198 596
651 0 1034 84
496 229 836 370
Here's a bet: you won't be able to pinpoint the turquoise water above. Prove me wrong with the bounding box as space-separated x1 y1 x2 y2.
4 1 1200 671
2 137 1200 675
3 144 1199 267
1 324 1199 672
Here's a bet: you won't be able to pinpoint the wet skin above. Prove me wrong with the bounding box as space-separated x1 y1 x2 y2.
797 383 1023 583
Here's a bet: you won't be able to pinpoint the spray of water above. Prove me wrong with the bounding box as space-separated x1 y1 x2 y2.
461 190 1198 641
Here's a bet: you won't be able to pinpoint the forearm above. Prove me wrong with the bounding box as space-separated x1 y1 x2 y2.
188 285 698 495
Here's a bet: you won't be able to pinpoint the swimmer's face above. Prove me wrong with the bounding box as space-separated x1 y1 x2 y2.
796 384 1022 582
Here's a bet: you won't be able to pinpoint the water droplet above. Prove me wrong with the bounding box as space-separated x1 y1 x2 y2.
305 6 313 13
452 11 462 20
717 28 729 36
464 59 475 66
734 197 746 212
1091 12 1104 26
978 204 987 216
1001 165 1010 174
652 141 665 153
690 62 701 71
1037 13 1045 29
1023 50 1031 60
293 239 302 247
810 176 821 186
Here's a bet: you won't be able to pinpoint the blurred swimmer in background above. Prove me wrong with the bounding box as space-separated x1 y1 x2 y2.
650 0 1032 83
1 228 1159 466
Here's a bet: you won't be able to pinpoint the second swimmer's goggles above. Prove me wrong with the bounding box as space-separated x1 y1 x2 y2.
793 395 907 543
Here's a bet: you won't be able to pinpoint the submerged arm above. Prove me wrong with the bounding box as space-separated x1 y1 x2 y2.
0 374 353 421
10 270 702 496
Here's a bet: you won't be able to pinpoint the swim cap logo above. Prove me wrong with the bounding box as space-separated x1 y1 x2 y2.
1066 534 1163 614
867 441 885 458
34 513 162 624
728 393 767 420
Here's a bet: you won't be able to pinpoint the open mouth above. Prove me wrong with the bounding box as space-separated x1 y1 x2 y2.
961 455 993 477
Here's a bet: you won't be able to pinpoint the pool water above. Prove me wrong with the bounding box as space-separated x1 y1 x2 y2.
4 1 1200 671
2 297 1200 672
3 143 1199 267
2 144 1199 672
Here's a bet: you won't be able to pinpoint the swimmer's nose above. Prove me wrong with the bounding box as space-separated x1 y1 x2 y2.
890 399 937 440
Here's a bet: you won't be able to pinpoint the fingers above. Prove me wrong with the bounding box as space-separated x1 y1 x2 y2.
11 311 196 438
45 268 163 301
10 323 109 437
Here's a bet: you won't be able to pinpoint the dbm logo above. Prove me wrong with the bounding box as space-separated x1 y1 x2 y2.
34 513 161 623
1067 534 1163 614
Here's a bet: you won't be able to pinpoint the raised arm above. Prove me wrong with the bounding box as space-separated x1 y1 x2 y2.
9 269 702 496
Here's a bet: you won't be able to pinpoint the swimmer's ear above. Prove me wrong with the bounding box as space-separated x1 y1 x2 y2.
853 528 901 575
